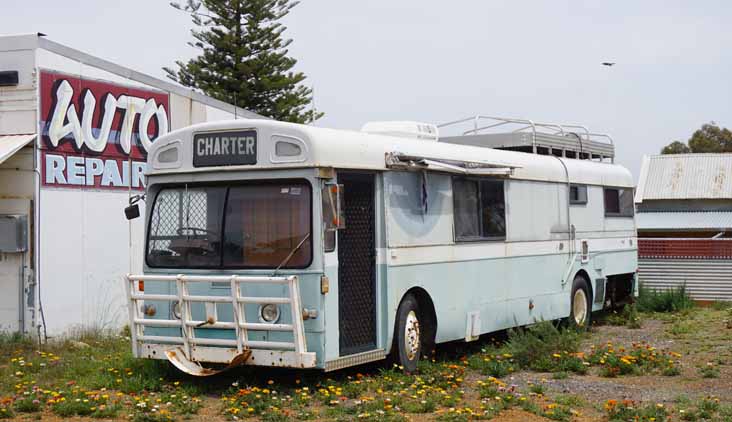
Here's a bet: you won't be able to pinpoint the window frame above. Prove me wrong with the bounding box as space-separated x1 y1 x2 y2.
452 176 507 242
603 187 635 218
145 179 314 270
569 184 588 205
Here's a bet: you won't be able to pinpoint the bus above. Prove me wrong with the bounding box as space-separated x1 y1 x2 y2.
123 115 637 376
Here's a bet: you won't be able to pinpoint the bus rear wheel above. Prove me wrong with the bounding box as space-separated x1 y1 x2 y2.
392 294 422 373
569 275 592 329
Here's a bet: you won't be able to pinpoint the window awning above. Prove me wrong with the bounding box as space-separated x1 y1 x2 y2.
385 152 520 176
0 134 36 165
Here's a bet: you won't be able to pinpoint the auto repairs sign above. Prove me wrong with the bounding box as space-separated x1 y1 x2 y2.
39 70 169 190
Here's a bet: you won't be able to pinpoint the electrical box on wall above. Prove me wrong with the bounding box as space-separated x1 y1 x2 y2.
0 215 28 252
0 70 19 86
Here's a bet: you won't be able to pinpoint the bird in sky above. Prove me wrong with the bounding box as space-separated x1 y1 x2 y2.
601 62 616 67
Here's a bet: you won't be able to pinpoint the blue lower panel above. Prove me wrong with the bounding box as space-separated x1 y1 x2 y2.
384 250 636 348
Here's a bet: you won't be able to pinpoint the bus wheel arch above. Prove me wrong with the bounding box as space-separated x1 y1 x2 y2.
390 288 437 371
569 270 593 329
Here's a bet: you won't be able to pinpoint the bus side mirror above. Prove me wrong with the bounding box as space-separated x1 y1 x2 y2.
322 184 345 230
125 194 145 220
125 204 140 220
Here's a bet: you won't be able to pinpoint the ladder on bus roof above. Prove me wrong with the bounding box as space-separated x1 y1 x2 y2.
437 115 615 163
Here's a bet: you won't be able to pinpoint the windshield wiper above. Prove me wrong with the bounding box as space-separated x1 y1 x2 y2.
272 233 311 276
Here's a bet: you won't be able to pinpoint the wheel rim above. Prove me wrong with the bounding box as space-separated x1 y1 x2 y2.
573 289 588 326
404 310 420 361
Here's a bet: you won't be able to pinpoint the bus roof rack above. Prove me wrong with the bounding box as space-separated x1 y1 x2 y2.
437 115 614 163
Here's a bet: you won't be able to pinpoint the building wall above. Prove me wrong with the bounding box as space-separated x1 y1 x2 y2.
0 38 36 135
0 38 245 334
0 147 35 332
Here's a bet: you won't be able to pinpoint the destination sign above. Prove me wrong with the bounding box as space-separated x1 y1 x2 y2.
193 130 257 167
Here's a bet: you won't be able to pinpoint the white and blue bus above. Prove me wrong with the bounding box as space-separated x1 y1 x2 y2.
124 116 637 375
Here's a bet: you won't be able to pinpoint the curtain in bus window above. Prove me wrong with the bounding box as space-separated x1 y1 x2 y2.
604 188 620 214
146 187 226 267
453 178 480 238
618 189 634 216
480 180 506 237
223 183 312 268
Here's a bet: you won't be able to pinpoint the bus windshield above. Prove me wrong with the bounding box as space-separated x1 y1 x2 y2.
146 181 312 269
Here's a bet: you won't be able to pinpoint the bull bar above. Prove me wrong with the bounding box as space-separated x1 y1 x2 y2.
124 273 317 374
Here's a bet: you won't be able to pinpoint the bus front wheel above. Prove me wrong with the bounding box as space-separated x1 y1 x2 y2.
569 275 592 329
392 294 422 373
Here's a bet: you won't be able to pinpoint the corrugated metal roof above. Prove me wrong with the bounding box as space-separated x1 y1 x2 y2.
636 211 732 230
636 154 732 201
0 134 35 165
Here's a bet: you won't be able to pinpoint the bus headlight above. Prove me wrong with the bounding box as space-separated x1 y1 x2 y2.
259 304 280 323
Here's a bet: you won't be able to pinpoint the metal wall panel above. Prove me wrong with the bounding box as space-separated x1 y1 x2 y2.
638 258 732 301
637 154 732 202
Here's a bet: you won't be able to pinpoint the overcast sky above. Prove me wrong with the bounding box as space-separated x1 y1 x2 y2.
4 0 731 178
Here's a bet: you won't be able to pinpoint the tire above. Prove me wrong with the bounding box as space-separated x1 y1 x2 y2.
569 275 592 329
391 294 422 373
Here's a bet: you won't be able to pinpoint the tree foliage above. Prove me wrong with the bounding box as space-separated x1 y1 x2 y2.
661 122 732 154
165 0 322 123
660 141 690 155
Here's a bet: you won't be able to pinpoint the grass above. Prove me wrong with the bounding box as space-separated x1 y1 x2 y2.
0 307 730 421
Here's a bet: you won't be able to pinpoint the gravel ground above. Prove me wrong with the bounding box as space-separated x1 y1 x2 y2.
505 309 732 410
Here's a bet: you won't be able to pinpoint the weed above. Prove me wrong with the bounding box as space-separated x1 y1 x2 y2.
554 394 585 408
699 363 720 378
604 399 668 422
552 371 569 379
467 352 514 378
505 321 582 372
697 396 720 419
678 408 699 421
527 381 545 395
710 301 731 310
637 284 694 313
626 304 643 329
541 403 573 421
13 391 43 413
600 304 643 329
662 364 681 376
589 341 679 377
0 405 13 420
669 319 694 336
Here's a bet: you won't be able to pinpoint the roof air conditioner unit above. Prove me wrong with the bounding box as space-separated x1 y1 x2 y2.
361 121 439 141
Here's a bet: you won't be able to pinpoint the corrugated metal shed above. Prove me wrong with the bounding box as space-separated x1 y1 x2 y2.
639 259 732 301
636 211 732 231
635 154 732 202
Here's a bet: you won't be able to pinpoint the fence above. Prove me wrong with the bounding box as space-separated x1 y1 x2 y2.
638 238 732 302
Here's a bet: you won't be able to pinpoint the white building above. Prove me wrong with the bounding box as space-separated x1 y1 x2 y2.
0 33 261 336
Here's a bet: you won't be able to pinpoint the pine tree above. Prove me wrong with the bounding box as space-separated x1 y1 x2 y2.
165 0 322 123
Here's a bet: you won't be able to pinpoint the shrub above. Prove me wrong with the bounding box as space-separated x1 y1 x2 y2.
636 284 694 313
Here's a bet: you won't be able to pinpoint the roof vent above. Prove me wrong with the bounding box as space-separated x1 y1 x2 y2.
361 121 439 141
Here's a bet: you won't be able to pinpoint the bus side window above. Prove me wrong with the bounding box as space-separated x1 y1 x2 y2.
322 184 345 252
453 177 506 241
603 187 634 217
570 184 588 205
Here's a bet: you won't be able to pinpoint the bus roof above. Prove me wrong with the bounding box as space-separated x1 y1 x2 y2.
146 119 634 188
